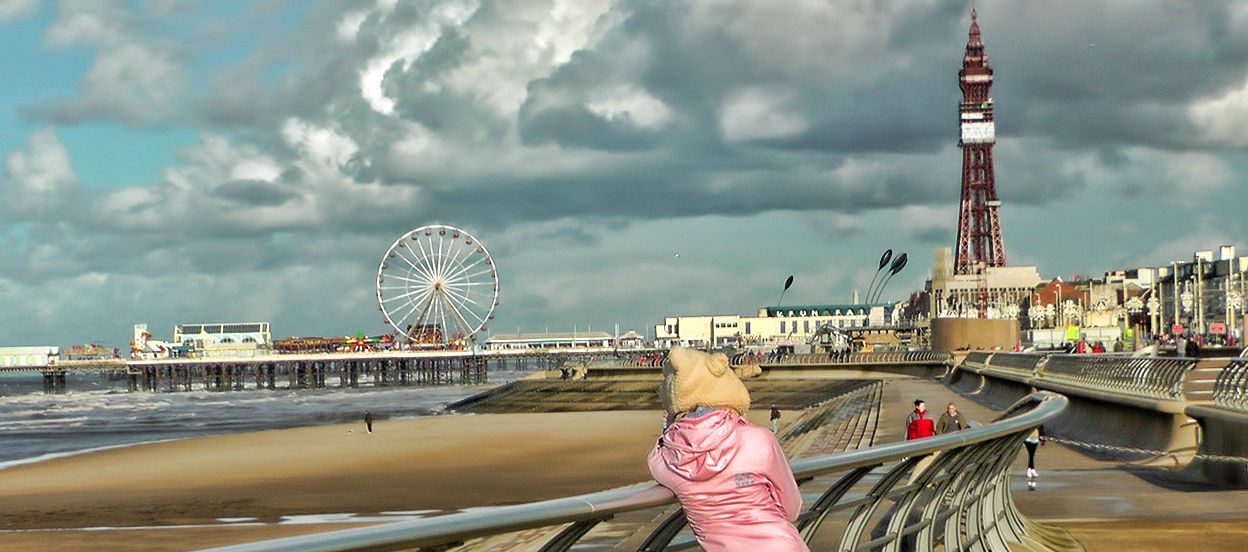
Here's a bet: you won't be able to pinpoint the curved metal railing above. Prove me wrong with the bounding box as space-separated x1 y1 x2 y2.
961 351 993 371
983 352 1046 376
777 351 953 365
195 392 1067 552
1039 355 1195 401
1212 359 1248 412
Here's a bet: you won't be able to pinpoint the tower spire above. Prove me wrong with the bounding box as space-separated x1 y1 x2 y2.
954 9 1006 277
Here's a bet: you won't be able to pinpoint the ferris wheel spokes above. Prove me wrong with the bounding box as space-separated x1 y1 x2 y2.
376 225 499 348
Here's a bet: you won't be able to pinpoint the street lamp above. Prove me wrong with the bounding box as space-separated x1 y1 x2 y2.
1147 295 1160 338
871 253 908 303
1229 288 1243 344
867 249 893 302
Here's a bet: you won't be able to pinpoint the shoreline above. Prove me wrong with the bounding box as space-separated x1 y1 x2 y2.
0 410 667 551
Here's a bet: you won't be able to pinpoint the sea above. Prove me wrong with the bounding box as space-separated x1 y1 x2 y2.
0 366 532 470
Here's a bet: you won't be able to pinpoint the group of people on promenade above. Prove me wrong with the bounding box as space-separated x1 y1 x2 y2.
904 398 1042 489
904 399 966 439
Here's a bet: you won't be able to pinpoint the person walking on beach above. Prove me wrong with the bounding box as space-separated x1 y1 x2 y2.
905 399 935 440
935 402 966 434
363 410 373 434
648 346 809 552
770 405 782 434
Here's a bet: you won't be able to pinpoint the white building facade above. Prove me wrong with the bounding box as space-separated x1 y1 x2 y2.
653 303 898 349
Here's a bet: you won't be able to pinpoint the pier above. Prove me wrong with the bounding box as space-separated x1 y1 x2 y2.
0 348 668 393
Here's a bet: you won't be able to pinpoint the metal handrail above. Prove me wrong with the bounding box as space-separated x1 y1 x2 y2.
774 351 953 365
196 392 1067 552
1213 359 1248 412
983 352 1045 375
1040 355 1195 401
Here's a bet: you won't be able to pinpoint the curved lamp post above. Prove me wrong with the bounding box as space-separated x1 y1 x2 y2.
871 253 908 303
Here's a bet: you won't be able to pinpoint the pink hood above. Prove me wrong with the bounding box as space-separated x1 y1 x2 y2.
655 410 743 481
647 409 810 551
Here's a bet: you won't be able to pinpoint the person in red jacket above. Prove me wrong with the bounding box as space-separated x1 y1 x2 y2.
905 399 935 440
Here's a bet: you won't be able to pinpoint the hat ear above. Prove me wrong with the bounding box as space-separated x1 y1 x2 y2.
707 352 730 376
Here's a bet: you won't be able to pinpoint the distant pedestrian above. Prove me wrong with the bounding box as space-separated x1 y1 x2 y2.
905 399 934 440
1023 427 1044 490
1185 336 1200 358
935 402 966 434
770 405 781 433
364 410 373 434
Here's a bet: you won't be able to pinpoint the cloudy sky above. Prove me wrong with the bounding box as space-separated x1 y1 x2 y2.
1 0 1245 348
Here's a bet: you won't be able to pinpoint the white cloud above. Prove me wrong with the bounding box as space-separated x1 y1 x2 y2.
39 2 188 124
2 128 80 217
897 205 954 237
1162 152 1232 200
686 0 922 83
281 118 360 172
585 85 672 129
0 0 35 20
1188 77 1248 147
719 87 808 142
439 0 610 116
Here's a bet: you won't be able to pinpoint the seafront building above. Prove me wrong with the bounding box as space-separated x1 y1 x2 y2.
131 322 272 359
483 331 613 350
652 302 902 350
922 247 1042 321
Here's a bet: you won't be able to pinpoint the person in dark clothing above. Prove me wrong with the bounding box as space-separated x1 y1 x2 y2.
1185 337 1200 358
770 405 781 433
935 402 966 434
364 410 373 434
1024 426 1044 490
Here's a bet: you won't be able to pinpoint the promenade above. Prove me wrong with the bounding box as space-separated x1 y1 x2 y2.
873 376 1248 551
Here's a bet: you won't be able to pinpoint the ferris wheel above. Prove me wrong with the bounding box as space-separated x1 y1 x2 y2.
375 225 499 347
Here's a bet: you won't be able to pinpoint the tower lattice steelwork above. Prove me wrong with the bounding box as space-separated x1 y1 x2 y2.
954 10 1006 276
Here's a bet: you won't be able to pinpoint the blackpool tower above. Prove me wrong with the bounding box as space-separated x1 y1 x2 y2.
954 10 1006 275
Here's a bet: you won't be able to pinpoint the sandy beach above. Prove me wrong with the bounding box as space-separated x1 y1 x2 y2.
0 410 673 552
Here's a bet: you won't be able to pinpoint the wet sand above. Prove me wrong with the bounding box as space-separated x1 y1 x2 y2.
4 381 1247 551
0 411 667 552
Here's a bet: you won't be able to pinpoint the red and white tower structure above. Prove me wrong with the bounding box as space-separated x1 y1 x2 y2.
954 10 1007 276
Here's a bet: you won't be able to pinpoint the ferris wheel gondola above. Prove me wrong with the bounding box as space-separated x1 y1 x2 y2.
375 225 499 347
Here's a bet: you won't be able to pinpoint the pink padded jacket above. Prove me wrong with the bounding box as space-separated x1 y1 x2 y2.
647 409 809 552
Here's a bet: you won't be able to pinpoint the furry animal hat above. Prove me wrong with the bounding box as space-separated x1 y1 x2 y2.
660 346 751 415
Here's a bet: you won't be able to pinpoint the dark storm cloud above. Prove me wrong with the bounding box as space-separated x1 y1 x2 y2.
986 1 1248 149
212 179 299 206
909 226 953 244
519 103 663 151
422 159 949 232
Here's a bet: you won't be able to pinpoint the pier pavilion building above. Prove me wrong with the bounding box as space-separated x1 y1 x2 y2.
483 331 613 350
172 322 272 348
130 322 273 358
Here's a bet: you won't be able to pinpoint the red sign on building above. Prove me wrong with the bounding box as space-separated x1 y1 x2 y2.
1171 324 1184 335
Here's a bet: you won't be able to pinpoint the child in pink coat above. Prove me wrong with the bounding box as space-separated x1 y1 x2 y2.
647 346 809 552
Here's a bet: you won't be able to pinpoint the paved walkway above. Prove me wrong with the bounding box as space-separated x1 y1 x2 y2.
879 377 1248 550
